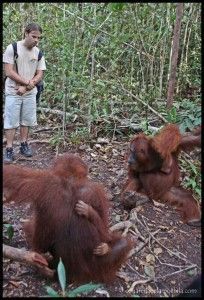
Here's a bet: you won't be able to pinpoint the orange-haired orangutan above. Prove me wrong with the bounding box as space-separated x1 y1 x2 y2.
3 154 133 283
121 124 201 227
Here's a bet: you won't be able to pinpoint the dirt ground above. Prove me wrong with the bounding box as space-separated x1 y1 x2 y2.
3 126 201 298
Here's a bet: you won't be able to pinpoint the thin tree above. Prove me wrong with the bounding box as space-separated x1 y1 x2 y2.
167 3 184 109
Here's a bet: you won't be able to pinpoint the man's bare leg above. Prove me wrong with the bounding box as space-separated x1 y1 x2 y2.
20 125 29 143
5 129 16 148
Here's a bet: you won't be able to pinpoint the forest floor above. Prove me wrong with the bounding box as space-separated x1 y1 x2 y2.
3 123 201 298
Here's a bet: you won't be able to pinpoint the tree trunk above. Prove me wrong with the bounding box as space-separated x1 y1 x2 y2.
167 3 184 109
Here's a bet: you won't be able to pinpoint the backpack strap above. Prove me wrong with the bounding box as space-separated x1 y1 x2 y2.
12 42 18 60
12 42 18 73
38 50 43 61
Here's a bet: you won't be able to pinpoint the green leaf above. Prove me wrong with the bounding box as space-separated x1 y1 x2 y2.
4 224 14 240
68 283 101 297
110 3 125 11
195 188 201 197
189 179 196 189
45 286 59 297
187 269 197 276
57 258 66 293
189 162 197 175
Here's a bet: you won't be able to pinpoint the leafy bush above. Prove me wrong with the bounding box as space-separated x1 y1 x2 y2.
165 98 201 132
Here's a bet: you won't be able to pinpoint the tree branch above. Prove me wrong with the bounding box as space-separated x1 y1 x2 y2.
3 244 55 279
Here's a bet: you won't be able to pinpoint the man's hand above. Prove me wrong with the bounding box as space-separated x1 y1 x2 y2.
15 86 27 96
26 80 35 91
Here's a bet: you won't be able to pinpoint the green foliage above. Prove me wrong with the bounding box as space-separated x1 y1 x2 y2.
45 259 102 297
49 132 64 148
57 258 66 296
140 120 151 134
110 3 126 11
177 99 201 133
45 287 59 297
68 283 102 297
3 3 201 127
181 159 201 199
164 98 201 133
3 224 14 240
68 127 90 145
166 107 179 123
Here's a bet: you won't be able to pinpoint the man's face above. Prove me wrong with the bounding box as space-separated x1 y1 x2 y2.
24 30 41 48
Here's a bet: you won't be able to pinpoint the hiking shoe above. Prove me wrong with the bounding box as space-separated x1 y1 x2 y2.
20 142 33 157
4 147 14 163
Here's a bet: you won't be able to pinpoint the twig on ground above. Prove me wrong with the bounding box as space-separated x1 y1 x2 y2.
128 279 152 293
127 264 197 294
156 264 198 280
128 229 160 258
130 210 191 263
141 216 190 262
33 126 61 133
110 220 133 232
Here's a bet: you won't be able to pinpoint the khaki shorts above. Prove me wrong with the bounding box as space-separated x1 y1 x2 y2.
4 94 37 129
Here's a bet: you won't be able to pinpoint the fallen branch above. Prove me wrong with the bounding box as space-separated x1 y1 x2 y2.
37 107 72 119
33 126 61 133
128 278 152 293
110 220 133 232
156 264 198 280
3 244 55 279
29 139 50 144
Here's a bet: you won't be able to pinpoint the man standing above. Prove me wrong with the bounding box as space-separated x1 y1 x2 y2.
3 23 46 163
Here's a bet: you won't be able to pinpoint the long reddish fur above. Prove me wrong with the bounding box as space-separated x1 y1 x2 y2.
4 154 133 283
122 124 201 226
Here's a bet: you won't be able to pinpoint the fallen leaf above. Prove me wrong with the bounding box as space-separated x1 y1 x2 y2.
147 284 155 294
144 265 155 278
97 137 109 144
187 269 197 276
95 288 110 297
152 200 165 207
115 215 120 222
112 149 119 156
153 247 163 256
138 259 146 266
9 281 20 288
146 254 155 264
135 206 143 212
153 207 162 213
116 169 124 176
158 225 169 231
94 144 102 149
